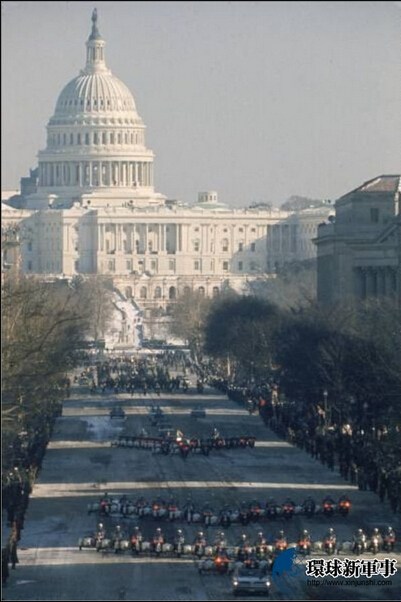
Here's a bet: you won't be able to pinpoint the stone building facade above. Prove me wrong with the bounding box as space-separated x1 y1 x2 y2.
315 175 400 306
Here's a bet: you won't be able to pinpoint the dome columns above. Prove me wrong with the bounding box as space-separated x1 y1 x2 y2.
39 159 153 189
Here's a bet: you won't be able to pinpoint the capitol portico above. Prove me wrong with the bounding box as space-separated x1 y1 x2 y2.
2 10 333 317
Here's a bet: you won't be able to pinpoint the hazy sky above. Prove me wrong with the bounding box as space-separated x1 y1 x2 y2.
2 1 401 207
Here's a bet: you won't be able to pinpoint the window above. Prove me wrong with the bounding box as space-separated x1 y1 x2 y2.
85 133 89 145
251 242 256 252
150 260 157 270
238 261 243 271
198 286 205 297
194 260 200 270
223 261 229 271
126 260 132 271
27 261 32 271
169 259 175 271
77 134 81 145
224 228 228 232
251 228 256 232
193 239 200 252
370 208 379 223
212 286 219 297
222 238 229 252
110 132 114 144
93 132 98 145
63 134 66 145
108 260 115 271
194 227 199 232
169 286 176 300
238 242 243 252
239 227 244 232
118 133 122 144
140 286 147 299
102 132 107 144
70 133 74 145
27 242 32 252
154 286 162 299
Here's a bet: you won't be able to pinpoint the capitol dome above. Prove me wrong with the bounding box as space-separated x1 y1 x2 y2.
33 9 164 208
53 72 138 119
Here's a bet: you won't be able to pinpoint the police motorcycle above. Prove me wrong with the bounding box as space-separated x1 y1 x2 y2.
193 531 207 558
203 504 218 526
167 497 181 521
383 526 396 552
249 499 264 522
79 522 106 550
265 497 280 520
323 528 337 555
322 496 336 518
130 526 143 555
174 529 186 557
237 533 254 562
369 528 383 554
152 527 165 556
274 530 288 554
353 529 367 555
338 495 352 517
297 529 312 555
282 498 296 521
254 531 272 562
238 501 251 526
113 525 130 553
302 496 316 518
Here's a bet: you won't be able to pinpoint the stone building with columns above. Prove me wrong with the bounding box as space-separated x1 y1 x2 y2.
5 10 333 316
315 175 400 306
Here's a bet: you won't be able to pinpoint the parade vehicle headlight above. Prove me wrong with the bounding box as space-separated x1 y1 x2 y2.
233 581 239 587
265 580 271 587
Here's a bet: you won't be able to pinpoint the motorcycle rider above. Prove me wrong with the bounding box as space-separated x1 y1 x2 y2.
322 495 336 513
275 530 288 552
237 533 251 561
211 427 220 440
298 529 312 553
383 526 396 551
214 531 228 554
130 526 143 553
95 522 106 544
370 528 383 551
353 528 367 553
193 531 207 556
266 497 278 518
282 497 296 518
152 527 165 552
323 528 337 550
174 529 185 554
302 496 316 515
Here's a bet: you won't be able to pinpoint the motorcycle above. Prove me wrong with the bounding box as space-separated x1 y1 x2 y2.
338 499 351 517
153 538 164 556
370 536 381 554
323 538 336 556
297 539 311 555
131 535 142 554
383 534 396 552
175 538 185 557
303 501 316 518
322 500 335 517
274 539 288 554
353 540 367 555
78 534 95 550
282 503 295 521
239 509 250 526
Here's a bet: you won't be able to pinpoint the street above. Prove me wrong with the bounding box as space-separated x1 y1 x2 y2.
4 376 401 601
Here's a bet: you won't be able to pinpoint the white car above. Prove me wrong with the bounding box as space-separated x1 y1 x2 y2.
232 565 271 596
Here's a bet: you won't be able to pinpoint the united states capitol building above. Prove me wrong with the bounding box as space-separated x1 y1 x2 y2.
2 11 332 318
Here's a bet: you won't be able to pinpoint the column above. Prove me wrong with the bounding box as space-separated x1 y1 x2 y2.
89 162 93 186
365 268 376 297
135 162 138 185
